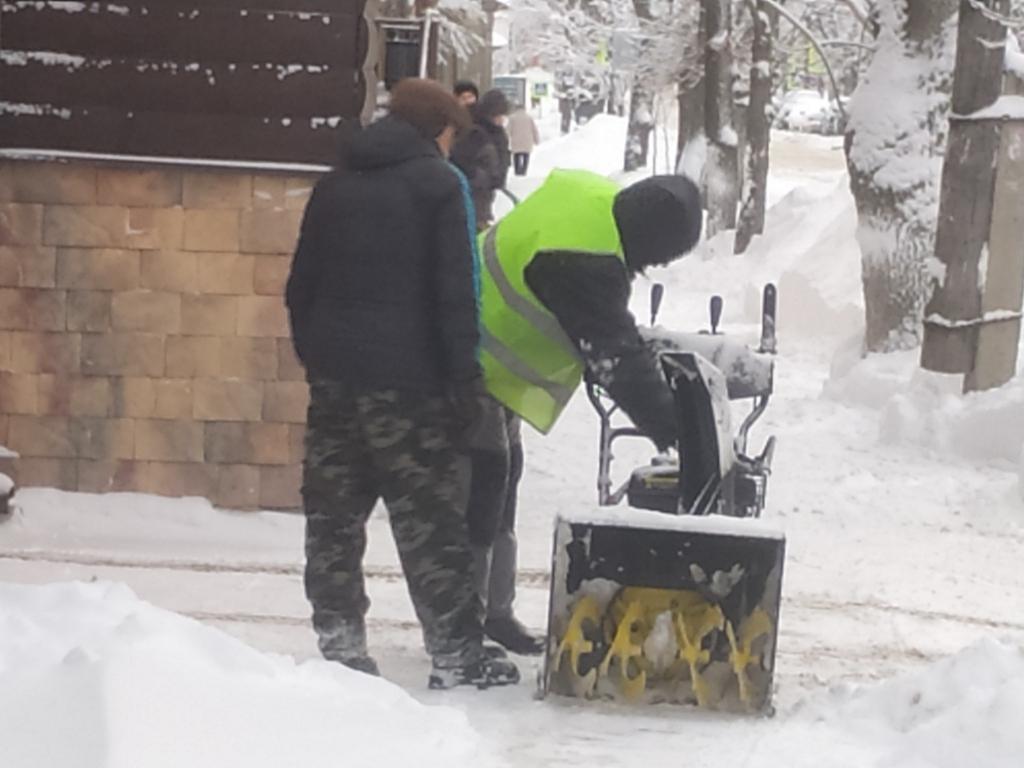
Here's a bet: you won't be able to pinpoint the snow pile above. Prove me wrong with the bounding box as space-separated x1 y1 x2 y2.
0 582 494 768
826 351 1024 469
814 638 1024 768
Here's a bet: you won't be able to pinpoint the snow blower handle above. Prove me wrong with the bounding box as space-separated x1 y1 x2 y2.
709 296 723 335
650 283 664 327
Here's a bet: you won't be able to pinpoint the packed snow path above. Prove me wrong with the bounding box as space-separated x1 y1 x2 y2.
2 123 1023 766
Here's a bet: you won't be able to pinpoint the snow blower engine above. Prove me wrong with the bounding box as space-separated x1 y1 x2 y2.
541 284 786 714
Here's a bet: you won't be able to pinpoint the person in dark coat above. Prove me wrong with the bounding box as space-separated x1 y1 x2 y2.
285 78 519 690
450 89 512 231
453 79 479 108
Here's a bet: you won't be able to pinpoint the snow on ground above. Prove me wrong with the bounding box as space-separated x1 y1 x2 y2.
2 120 1023 766
0 581 494 768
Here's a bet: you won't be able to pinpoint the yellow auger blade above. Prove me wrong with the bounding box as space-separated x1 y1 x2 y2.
552 595 603 696
599 600 648 700
725 609 774 705
672 601 725 708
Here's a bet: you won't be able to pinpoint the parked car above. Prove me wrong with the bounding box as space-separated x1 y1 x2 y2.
775 89 837 135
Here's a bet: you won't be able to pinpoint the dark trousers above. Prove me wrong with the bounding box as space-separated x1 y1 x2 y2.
513 152 531 176
465 397 524 621
301 380 484 665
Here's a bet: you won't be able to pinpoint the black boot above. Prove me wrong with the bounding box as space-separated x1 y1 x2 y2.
484 617 544 656
428 655 520 690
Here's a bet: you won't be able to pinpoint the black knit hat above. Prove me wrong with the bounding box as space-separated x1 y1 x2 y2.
476 89 511 120
613 175 703 272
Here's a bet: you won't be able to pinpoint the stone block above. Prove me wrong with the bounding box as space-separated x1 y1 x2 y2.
0 331 10 371
141 250 198 292
0 288 65 331
72 417 134 460
14 457 78 490
67 291 111 332
0 246 57 287
10 332 80 374
0 204 44 246
253 255 290 296
263 381 309 423
276 338 304 381
56 248 140 290
183 171 252 209
154 379 193 420
165 336 220 378
96 168 182 207
220 337 276 380
138 460 216 499
8 415 76 458
251 175 287 210
198 252 254 295
43 205 128 248
288 423 306 464
237 295 289 338
181 294 237 336
0 372 38 414
110 377 156 418
204 421 290 465
111 290 181 334
0 162 97 205
259 464 302 509
38 375 112 417
183 209 239 252
81 333 163 377
125 207 185 250
213 464 261 509
284 177 316 210
135 419 203 462
193 379 262 422
77 459 140 493
238 208 302 254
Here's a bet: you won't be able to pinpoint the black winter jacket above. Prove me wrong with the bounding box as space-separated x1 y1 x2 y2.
285 117 480 392
450 120 511 230
525 252 677 450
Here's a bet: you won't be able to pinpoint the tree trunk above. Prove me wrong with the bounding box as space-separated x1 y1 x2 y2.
703 0 738 236
920 0 1010 377
624 0 656 172
735 0 772 254
844 0 958 353
676 2 706 177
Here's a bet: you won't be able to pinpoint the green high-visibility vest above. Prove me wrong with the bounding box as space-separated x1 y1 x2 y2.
478 169 624 433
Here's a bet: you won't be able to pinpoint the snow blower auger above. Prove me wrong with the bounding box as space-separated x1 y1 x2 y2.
542 284 786 714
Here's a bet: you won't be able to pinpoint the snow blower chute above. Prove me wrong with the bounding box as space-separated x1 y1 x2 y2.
541 285 785 714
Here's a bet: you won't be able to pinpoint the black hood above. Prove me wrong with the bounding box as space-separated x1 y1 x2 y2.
344 116 440 171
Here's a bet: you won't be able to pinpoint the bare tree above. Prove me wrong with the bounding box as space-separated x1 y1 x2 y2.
921 0 1012 379
844 0 958 353
703 0 739 235
624 0 656 170
735 0 773 253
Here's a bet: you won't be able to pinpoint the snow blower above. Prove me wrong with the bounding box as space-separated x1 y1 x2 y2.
540 285 785 714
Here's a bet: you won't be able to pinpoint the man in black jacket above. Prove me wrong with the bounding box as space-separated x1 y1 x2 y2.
285 79 518 690
450 89 512 231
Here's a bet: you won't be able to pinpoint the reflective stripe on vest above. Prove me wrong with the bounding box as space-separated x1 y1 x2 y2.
479 169 624 433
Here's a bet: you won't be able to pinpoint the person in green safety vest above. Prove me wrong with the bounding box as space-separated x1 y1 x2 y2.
466 169 703 654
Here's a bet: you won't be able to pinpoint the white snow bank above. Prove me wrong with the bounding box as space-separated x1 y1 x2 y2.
1007 35 1024 79
0 473 13 495
812 637 1024 768
652 177 862 344
0 581 495 768
826 351 1024 467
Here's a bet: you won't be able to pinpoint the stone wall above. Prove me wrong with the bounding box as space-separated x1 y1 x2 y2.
0 158 319 509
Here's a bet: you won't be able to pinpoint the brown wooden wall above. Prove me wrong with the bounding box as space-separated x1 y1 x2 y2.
0 0 369 165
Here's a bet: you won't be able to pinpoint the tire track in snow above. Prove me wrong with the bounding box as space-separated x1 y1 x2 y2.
8 549 1024 633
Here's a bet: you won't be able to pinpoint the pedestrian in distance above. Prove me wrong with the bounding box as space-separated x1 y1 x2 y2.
508 104 540 176
285 78 520 691
453 80 479 109
451 88 512 232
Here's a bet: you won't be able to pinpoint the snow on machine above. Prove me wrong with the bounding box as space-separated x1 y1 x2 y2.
540 285 786 714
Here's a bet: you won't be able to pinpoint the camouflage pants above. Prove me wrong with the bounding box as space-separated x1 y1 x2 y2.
301 380 483 666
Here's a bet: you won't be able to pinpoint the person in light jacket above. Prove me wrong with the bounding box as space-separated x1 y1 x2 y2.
507 105 540 176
